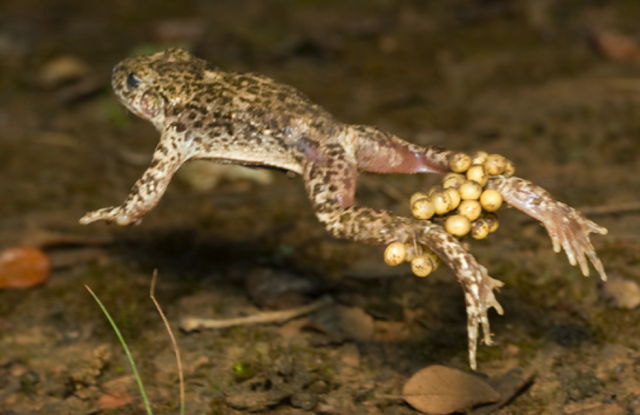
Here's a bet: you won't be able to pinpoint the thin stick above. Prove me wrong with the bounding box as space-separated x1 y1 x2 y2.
85 285 153 415
149 270 185 415
180 295 333 332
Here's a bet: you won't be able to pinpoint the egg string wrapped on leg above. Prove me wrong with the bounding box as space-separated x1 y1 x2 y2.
384 150 607 367
391 151 606 282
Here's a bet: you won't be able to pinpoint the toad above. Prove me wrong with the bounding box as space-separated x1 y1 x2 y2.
80 48 607 368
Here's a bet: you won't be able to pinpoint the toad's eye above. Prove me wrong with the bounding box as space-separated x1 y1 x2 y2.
126 73 142 89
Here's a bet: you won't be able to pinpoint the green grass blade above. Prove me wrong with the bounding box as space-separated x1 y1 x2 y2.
85 285 153 415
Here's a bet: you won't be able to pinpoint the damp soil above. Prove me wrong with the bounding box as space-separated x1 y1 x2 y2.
1 1 640 414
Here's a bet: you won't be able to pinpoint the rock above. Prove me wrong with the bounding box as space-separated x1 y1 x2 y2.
600 274 640 309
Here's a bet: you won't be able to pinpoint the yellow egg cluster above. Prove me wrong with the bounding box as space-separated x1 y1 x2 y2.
383 241 442 277
385 151 514 278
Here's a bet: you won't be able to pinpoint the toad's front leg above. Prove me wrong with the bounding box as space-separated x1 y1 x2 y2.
488 176 608 280
80 133 188 226
304 151 503 369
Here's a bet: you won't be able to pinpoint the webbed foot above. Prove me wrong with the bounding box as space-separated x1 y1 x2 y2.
488 176 608 280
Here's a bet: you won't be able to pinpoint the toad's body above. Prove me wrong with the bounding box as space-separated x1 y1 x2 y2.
81 48 607 369
94 48 453 229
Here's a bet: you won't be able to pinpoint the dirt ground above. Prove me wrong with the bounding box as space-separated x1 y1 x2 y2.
1 1 640 414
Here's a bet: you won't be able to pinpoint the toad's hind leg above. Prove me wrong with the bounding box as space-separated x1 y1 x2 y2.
349 125 454 175
303 148 504 369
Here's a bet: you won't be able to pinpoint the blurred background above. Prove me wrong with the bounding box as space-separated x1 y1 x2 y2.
1 0 640 414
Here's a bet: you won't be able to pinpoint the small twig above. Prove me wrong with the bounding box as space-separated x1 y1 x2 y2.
179 295 333 332
149 270 185 415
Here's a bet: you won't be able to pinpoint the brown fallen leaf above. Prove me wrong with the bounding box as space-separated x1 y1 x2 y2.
403 365 500 415
0 246 51 289
591 30 640 64
98 389 133 410
38 55 91 88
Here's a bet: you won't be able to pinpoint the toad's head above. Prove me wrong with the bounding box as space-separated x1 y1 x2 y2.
111 48 209 131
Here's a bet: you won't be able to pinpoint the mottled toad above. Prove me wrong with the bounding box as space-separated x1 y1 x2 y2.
80 48 607 368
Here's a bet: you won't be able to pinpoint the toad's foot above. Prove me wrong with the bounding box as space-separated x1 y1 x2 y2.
79 206 141 226
415 225 504 370
488 176 608 281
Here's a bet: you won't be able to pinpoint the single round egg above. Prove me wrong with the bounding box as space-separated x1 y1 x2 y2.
484 212 500 233
485 154 506 176
458 200 482 221
411 198 435 220
480 189 503 212
471 218 490 240
445 214 471 237
449 152 472 173
411 254 434 277
466 164 488 187
432 191 453 215
471 151 488 165
442 173 466 189
459 181 483 200
384 242 407 266
444 188 461 210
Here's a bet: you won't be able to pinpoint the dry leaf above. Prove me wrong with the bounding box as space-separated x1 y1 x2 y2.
0 246 51 289
592 30 640 64
98 389 133 409
403 365 500 414
38 55 91 88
